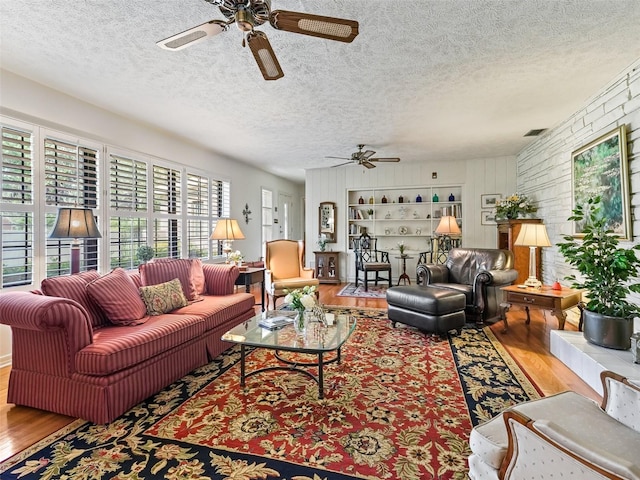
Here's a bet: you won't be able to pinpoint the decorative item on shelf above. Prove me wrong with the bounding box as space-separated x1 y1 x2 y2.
136 245 155 264
426 214 431 219
514 223 551 289
284 285 317 336
415 228 422 235
385 211 391 219
210 218 245 262
449 193 455 201
558 196 640 350
367 208 374 219
416 194 422 202
413 210 419 219
399 206 407 219
358 196 364 204
398 195 404 203
495 193 537 220
242 203 252 223
552 279 562 291
397 241 407 257
398 226 409 235
369 195 374 204
432 193 439 202
385 228 391 235
381 195 388 203
49 207 102 274
317 235 328 252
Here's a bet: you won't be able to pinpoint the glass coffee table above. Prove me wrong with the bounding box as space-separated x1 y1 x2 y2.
221 310 356 399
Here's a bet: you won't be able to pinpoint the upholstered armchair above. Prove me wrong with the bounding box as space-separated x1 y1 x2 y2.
417 248 517 323
264 239 319 309
353 235 391 291
468 371 640 479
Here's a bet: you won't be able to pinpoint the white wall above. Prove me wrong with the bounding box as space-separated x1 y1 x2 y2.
305 156 517 282
516 58 640 331
0 70 304 367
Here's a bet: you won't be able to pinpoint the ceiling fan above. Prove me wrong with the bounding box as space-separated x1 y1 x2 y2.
156 0 359 81
326 145 401 169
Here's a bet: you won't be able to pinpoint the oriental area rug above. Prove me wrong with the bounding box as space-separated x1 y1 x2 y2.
0 306 540 480
336 283 388 298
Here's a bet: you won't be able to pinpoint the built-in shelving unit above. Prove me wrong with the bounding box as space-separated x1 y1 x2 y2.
346 186 463 254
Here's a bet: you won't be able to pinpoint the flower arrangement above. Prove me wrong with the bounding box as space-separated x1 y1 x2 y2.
317 236 328 252
397 241 406 255
495 193 538 220
228 250 243 264
284 285 317 312
136 245 155 263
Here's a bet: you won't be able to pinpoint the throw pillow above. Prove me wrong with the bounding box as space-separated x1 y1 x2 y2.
139 278 188 315
41 270 107 328
86 268 148 325
139 259 203 300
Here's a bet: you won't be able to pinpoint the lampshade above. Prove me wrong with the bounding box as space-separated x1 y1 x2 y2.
435 216 461 235
49 208 102 239
514 223 551 247
210 218 245 241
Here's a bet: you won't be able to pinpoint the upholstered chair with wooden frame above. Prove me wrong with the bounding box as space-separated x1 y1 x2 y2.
353 235 391 291
468 371 640 480
264 239 319 309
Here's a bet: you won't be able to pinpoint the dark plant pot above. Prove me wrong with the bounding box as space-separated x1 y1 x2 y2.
583 310 633 350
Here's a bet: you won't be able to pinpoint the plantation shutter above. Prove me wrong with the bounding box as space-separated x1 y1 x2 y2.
153 165 180 258
186 173 210 258
110 154 147 212
1 126 34 286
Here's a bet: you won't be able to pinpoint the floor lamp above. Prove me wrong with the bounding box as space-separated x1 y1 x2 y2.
514 223 551 289
49 207 102 274
210 218 245 262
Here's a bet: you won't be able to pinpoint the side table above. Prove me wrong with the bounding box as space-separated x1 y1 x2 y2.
499 285 582 333
235 267 265 312
395 255 414 285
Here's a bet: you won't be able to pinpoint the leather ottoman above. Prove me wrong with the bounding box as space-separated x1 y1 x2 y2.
386 285 466 336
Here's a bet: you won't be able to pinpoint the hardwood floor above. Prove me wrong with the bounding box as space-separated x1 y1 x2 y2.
0 282 598 463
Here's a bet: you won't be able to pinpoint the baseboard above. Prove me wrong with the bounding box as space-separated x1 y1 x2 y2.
0 353 12 369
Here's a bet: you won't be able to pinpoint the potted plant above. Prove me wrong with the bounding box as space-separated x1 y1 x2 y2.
558 196 640 349
136 245 155 264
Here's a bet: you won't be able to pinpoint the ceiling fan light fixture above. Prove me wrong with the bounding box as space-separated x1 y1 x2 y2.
235 9 255 32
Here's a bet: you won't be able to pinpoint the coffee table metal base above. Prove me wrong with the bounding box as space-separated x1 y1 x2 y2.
240 345 342 399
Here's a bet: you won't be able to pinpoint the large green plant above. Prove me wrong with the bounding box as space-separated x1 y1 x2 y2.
558 196 640 318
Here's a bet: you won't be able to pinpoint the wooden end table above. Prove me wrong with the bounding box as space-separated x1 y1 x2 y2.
235 267 265 311
499 285 582 333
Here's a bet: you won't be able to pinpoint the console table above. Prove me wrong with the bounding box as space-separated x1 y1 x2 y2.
499 285 582 333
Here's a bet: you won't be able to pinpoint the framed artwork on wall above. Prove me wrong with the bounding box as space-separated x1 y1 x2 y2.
481 194 502 209
481 210 497 225
571 125 630 239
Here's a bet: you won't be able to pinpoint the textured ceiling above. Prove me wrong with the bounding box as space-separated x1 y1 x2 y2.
2 1 640 182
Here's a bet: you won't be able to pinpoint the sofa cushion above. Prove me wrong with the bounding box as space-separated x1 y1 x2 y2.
139 279 189 315
171 292 256 330
75 314 205 375
86 268 148 326
41 270 107 328
140 258 203 300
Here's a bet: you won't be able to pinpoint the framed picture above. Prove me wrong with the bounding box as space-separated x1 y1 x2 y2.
481 194 502 209
481 210 497 225
571 125 630 239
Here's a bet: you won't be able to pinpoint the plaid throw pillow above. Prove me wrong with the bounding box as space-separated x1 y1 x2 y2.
139 278 188 315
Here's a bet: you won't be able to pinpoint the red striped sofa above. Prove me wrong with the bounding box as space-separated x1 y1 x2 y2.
0 262 255 424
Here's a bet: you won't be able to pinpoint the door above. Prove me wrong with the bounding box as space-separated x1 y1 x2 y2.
277 192 293 240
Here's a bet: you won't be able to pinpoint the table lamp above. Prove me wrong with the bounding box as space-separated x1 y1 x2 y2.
49 207 102 274
514 223 551 289
435 215 461 236
210 218 245 261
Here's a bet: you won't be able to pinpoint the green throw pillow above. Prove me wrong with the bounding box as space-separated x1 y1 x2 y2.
139 278 188 315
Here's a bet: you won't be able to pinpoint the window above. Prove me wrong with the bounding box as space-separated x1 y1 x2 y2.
153 165 181 258
109 154 148 269
262 188 273 245
44 136 99 276
1 126 33 287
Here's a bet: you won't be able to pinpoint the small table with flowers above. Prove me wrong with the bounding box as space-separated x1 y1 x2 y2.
221 310 356 399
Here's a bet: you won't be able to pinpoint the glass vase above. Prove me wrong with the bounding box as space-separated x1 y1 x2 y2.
294 309 307 336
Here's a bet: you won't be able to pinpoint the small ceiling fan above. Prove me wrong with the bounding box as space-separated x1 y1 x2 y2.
326 145 401 169
156 0 359 81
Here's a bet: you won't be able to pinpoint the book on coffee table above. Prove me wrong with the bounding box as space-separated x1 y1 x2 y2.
258 315 293 330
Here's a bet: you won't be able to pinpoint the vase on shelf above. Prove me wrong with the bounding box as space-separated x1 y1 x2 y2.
294 309 307 336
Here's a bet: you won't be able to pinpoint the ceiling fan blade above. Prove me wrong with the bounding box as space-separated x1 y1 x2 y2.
270 10 359 43
362 161 376 169
247 31 284 81
325 156 350 160
370 157 401 162
360 150 376 160
330 161 354 168
157 20 229 51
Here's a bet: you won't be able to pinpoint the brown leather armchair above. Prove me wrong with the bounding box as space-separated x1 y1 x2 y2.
264 239 319 309
417 248 518 323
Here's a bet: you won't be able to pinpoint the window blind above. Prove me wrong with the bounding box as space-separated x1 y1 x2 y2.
110 154 147 211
